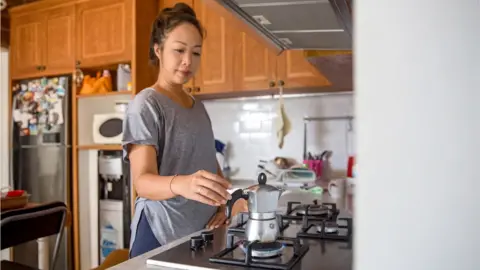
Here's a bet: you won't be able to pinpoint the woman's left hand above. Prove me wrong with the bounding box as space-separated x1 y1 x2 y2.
206 205 230 229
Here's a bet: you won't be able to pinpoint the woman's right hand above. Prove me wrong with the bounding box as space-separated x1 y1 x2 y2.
171 170 232 206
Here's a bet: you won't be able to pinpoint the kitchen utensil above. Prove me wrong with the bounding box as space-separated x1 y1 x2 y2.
225 173 284 243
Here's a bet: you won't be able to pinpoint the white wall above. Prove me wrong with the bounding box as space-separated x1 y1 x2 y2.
0 48 11 260
204 92 355 180
1 48 9 188
354 1 479 270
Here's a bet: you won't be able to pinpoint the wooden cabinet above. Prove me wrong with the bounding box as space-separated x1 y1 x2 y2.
233 32 278 91
158 0 332 96
75 0 133 67
277 50 331 88
232 29 331 93
192 0 235 95
10 5 75 79
159 0 236 95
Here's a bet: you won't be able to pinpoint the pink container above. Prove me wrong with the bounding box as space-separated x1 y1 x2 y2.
303 160 323 179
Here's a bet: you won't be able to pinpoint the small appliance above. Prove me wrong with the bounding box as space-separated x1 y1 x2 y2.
92 113 124 144
98 151 123 200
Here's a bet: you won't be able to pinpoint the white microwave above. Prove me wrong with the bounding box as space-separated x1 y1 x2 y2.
92 113 124 144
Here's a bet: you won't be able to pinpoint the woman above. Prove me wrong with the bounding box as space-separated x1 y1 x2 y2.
122 3 236 258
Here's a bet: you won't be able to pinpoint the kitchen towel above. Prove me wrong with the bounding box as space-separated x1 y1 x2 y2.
275 85 291 149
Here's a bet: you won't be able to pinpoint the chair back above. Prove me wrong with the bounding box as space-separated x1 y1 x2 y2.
1 201 67 264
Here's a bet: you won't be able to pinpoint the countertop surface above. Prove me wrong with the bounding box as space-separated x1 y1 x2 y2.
111 181 353 270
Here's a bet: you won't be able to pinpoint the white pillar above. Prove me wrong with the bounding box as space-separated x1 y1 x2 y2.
354 1 480 270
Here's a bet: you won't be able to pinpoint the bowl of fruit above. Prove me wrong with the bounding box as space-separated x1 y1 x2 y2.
1 187 30 211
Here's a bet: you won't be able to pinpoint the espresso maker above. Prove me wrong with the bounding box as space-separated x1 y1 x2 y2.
225 172 284 243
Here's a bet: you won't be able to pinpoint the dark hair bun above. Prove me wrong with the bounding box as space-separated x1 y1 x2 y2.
171 3 196 18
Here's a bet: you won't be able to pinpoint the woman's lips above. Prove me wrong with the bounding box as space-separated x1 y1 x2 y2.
178 70 191 76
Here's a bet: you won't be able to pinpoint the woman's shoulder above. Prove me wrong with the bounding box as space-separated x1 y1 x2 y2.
128 88 169 114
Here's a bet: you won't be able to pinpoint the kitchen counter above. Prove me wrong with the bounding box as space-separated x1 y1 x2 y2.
111 184 353 270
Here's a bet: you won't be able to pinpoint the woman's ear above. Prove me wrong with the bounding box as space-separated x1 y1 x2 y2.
154 43 163 68
154 43 161 60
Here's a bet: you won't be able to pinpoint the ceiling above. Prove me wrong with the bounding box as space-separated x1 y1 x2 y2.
1 0 39 48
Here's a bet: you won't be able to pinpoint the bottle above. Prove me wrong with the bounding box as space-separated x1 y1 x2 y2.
117 64 131 91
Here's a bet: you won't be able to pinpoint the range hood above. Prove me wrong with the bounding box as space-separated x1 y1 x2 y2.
209 0 353 89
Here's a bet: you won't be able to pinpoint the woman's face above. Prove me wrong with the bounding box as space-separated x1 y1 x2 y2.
155 22 203 85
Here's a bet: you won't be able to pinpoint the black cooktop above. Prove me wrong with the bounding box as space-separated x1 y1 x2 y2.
147 201 353 270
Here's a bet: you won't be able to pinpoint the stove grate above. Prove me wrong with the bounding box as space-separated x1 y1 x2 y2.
297 217 353 241
209 235 309 270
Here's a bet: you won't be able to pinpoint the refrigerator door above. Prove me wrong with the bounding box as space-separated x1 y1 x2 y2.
13 145 72 270
11 75 72 269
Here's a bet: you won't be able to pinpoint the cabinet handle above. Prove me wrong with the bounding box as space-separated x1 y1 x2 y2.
269 81 276 87
76 60 81 67
36 66 41 71
194 87 200 92
278 80 285 86
185 87 192 93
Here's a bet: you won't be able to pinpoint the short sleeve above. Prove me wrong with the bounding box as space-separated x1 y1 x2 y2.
122 97 161 163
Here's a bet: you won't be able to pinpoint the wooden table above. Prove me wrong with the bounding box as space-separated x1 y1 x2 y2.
1 202 72 270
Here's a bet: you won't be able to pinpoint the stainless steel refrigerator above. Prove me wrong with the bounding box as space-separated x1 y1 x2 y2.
10 76 72 270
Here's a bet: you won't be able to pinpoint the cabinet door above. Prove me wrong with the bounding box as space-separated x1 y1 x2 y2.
10 14 44 79
193 0 234 95
277 50 331 88
44 5 75 75
75 0 132 67
233 31 277 91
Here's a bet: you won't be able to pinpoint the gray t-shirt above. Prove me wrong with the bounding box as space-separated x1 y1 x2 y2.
122 87 218 248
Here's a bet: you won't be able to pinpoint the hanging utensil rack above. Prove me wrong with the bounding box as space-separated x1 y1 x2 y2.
303 116 354 159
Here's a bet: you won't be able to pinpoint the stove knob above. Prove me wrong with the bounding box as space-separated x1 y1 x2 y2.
190 235 204 250
201 231 214 243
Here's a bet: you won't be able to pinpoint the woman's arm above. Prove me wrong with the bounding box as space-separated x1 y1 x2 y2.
129 144 184 201
129 144 232 204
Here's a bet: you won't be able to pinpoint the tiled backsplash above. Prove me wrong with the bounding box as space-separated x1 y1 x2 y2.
203 92 355 180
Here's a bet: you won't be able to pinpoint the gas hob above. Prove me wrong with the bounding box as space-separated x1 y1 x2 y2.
146 201 353 270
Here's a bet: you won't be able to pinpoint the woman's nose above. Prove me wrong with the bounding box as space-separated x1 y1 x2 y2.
182 53 192 67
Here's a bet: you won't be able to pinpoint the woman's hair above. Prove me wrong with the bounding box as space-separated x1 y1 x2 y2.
149 3 205 66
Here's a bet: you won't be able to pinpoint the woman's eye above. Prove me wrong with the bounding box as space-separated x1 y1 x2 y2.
175 49 185 53
193 52 201 57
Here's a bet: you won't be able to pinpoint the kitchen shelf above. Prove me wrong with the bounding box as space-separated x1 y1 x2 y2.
76 91 132 98
76 144 122 150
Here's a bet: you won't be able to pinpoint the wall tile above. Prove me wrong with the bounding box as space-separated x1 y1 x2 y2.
204 93 356 180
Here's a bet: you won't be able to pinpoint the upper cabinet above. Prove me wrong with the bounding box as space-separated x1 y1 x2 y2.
10 4 75 79
277 50 331 88
75 0 133 67
192 0 235 95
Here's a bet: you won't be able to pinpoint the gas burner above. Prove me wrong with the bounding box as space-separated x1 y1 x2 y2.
296 204 330 216
239 241 285 258
297 217 353 241
316 221 339 233
209 233 309 270
282 200 339 221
